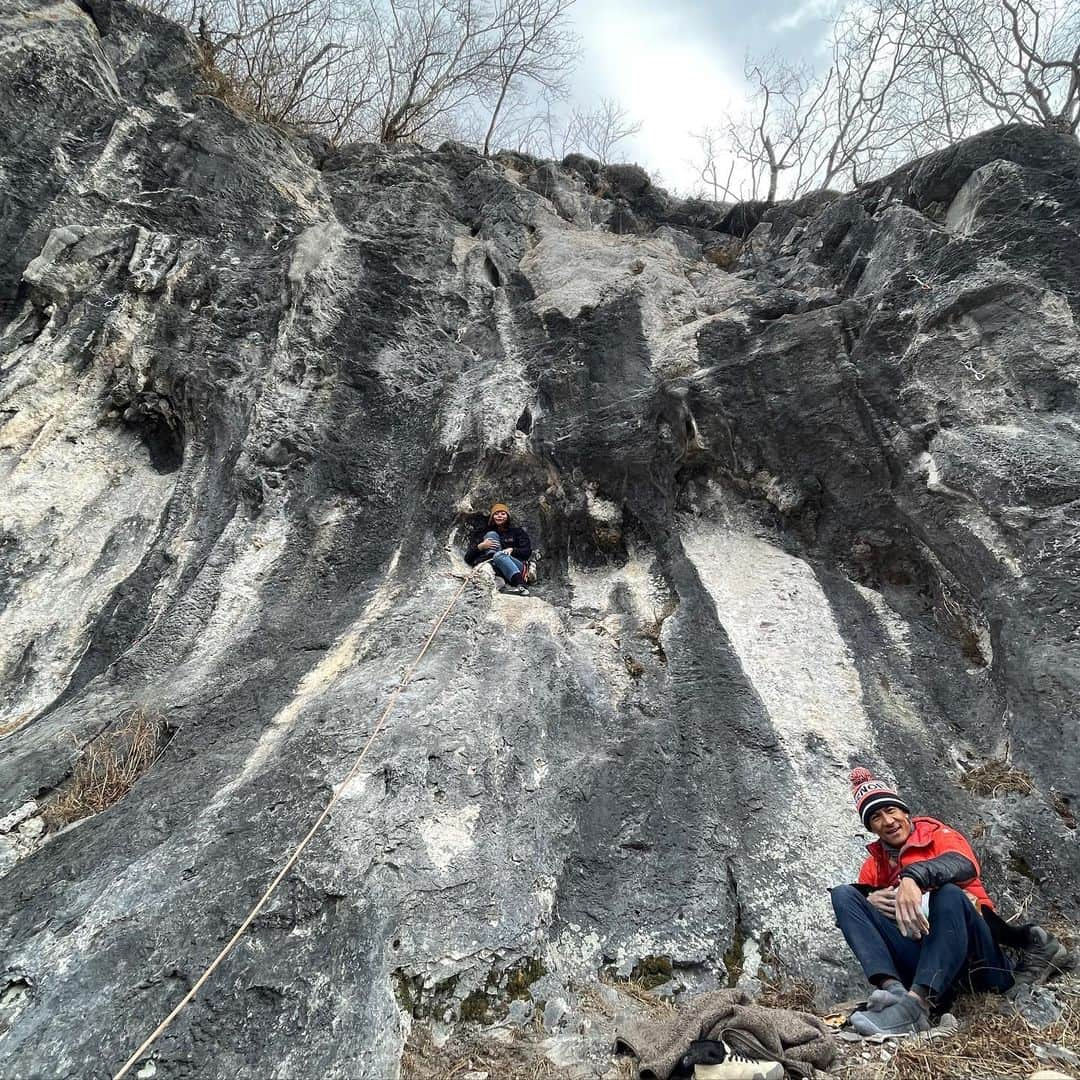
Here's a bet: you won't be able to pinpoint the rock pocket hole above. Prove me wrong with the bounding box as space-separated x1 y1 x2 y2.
516 405 533 434
1050 792 1077 830
483 256 501 287
0 977 31 1036
1008 850 1037 881
110 391 184 474
41 707 175 831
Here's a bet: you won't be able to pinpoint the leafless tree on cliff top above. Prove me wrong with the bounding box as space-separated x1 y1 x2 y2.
481 0 578 156
911 0 1080 136
730 55 834 202
689 127 739 201
373 0 501 144
153 0 581 148
692 0 1079 204
567 97 642 164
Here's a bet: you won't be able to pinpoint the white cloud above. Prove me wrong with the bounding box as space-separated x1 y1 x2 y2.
570 0 746 194
769 0 841 33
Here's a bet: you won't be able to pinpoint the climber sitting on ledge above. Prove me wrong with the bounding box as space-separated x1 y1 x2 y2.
832 767 1069 1037
464 502 532 596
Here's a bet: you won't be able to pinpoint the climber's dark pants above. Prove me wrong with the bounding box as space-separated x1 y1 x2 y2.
831 883 1013 1001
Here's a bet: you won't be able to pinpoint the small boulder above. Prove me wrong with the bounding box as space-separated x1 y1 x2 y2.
1004 984 1063 1028
542 997 569 1031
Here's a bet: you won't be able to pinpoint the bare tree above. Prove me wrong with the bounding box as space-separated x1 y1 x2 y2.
481 0 577 156
372 0 501 143
911 0 1080 137
730 55 834 202
688 127 739 201
727 5 934 202
815 0 927 187
148 0 383 134
692 0 1078 206
146 0 581 147
495 94 640 163
565 97 641 164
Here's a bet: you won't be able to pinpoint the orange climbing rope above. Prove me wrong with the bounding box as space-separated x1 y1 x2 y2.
113 569 477 1080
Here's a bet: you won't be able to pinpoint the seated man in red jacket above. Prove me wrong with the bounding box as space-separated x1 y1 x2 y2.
831 768 1068 1036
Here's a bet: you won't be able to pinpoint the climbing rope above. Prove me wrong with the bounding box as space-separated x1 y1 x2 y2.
113 568 478 1080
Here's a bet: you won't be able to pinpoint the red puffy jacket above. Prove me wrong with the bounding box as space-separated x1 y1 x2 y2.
857 816 994 910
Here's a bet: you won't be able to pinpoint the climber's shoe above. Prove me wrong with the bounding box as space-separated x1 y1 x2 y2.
526 550 541 583
850 993 930 1036
1012 926 1071 984
504 584 530 596
693 1041 783 1079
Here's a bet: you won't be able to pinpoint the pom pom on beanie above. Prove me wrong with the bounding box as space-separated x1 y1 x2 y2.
850 767 910 830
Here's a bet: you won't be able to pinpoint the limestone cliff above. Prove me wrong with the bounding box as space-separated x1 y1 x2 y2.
1 1 1079 1076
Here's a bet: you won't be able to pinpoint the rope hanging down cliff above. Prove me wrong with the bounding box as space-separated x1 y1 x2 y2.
113 568 479 1080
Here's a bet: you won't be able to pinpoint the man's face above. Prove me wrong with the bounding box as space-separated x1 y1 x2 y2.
868 805 913 846
492 510 509 527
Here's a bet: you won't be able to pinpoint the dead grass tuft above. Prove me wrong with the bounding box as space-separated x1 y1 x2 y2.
888 987 1078 1080
42 708 168 830
703 239 744 269
959 758 1035 798
0 712 31 740
757 977 819 1013
597 971 676 1018
195 51 299 135
401 1023 575 1080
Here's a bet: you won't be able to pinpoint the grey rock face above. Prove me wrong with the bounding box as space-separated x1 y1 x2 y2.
2 3 1079 1077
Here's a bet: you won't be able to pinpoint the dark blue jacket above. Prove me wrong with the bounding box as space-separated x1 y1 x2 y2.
465 518 532 565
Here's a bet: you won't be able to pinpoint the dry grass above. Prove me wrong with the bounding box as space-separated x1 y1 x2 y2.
703 239 744 269
196 52 297 135
757 977 819 1013
400 970 1080 1080
401 1022 575 1080
0 712 31 740
42 708 168 830
600 976 676 1018
832 981 1080 1080
402 967 648 1080
959 758 1035 798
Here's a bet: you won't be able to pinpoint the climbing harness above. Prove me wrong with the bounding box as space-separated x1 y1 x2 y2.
113 568 478 1080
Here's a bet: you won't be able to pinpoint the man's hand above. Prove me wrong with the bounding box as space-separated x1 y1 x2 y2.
867 887 897 918
895 877 930 939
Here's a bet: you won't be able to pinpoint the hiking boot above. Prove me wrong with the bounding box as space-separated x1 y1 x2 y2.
850 993 930 1037
694 1044 783 1080
1012 926 1071 985
504 584 530 596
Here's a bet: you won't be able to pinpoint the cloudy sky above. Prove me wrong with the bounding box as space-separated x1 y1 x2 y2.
567 0 840 193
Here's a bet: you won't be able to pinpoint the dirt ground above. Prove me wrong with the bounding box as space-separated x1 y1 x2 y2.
401 974 1080 1080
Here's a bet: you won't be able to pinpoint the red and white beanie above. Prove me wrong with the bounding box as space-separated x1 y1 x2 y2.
851 767 910 829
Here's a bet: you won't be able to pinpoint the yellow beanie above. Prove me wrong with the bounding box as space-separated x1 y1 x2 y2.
489 502 509 515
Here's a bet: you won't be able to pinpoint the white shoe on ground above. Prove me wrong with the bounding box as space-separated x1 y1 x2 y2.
694 1043 784 1080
